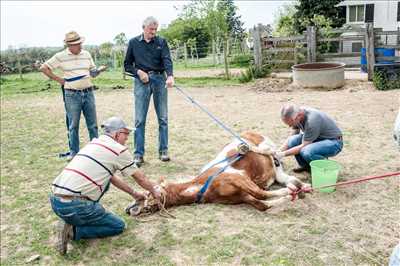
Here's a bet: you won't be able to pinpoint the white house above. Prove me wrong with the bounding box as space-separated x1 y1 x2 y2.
337 0 400 53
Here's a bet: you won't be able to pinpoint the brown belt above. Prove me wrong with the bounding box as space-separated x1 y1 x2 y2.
53 194 92 201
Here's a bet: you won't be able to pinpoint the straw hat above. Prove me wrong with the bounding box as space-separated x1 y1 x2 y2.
64 31 85 45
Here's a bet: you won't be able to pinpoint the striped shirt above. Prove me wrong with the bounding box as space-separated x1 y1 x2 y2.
52 135 138 201
44 48 96 89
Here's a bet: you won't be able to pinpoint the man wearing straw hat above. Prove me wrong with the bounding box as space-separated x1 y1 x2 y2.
273 104 343 173
50 116 162 255
40 31 107 161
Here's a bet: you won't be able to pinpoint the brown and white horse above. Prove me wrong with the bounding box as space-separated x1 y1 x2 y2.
127 131 309 216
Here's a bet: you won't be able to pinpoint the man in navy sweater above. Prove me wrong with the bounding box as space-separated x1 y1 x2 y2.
124 16 174 167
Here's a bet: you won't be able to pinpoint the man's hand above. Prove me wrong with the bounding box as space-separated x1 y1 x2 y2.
132 191 146 201
166 76 174 88
137 69 149 83
56 77 65 86
273 150 286 160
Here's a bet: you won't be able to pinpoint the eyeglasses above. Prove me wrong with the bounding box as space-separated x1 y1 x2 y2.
119 131 130 135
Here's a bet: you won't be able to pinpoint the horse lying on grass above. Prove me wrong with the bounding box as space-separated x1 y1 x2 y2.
126 131 310 216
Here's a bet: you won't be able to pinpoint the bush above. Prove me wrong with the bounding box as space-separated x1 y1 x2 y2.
238 64 271 83
373 70 400 91
238 67 254 83
230 54 253 67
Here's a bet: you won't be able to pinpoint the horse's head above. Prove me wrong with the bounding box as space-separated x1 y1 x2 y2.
125 180 168 216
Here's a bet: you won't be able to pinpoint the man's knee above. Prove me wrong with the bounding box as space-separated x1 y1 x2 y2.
158 116 168 126
299 148 313 163
135 119 146 128
288 134 302 148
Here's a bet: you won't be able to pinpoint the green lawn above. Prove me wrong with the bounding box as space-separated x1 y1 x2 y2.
0 69 244 97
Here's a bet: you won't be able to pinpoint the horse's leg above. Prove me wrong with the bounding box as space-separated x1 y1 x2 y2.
241 193 271 211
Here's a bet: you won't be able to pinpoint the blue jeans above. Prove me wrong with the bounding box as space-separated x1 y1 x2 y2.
133 74 168 157
287 134 343 167
49 195 125 240
61 86 71 154
64 89 98 155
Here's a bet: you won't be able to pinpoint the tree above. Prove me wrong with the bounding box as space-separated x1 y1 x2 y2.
113 33 128 79
293 0 345 33
217 0 246 44
158 17 210 58
273 3 298 37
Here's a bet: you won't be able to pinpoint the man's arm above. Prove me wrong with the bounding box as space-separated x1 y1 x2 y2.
110 175 145 200
124 40 136 77
131 169 161 201
161 39 174 88
40 64 65 85
281 140 311 157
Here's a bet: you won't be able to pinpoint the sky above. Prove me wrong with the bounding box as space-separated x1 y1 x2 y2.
1 0 292 50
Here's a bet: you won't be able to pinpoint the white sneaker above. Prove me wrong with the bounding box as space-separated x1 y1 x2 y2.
65 154 75 162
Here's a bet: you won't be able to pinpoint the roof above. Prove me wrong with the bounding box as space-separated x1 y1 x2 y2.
337 0 377 7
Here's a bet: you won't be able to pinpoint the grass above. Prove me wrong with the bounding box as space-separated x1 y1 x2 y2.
0 69 243 98
1 71 399 265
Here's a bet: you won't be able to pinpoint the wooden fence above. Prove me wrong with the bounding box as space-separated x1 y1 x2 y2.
252 23 400 80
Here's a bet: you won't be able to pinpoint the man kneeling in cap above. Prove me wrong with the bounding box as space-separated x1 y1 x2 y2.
49 117 161 255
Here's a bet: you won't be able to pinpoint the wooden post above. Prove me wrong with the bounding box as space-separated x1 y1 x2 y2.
307 26 316 63
112 49 116 69
223 35 230 79
184 43 188 67
212 39 216 66
253 24 262 70
365 23 375 81
397 27 400 45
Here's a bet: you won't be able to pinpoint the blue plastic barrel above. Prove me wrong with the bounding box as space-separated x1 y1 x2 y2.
361 48 395 73
375 48 395 64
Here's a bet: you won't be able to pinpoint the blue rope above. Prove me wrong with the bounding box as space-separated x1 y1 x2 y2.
196 153 242 203
174 85 248 145
64 75 87 82
198 152 239 176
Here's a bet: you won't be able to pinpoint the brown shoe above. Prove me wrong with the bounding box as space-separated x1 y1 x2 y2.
293 166 311 173
55 220 73 255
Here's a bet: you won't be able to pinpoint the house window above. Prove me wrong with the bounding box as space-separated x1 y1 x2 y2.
349 5 365 22
351 42 362 53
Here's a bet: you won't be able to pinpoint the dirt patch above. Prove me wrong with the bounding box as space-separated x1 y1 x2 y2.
250 77 376 93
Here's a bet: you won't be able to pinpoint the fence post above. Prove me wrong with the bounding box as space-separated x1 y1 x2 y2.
184 43 188 67
397 27 400 45
365 23 375 81
253 24 262 70
307 26 317 63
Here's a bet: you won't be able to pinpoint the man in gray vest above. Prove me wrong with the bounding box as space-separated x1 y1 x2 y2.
274 104 343 173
